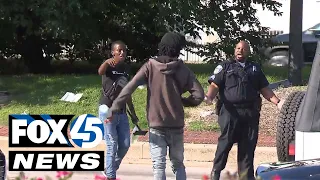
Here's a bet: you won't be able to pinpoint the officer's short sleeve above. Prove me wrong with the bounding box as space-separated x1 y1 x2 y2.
208 64 225 87
257 66 270 90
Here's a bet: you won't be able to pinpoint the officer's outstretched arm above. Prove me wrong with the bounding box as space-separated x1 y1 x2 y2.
205 82 219 104
260 87 281 105
206 64 225 104
256 65 284 109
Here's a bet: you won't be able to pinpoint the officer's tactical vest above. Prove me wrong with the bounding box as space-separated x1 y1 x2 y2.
215 60 262 114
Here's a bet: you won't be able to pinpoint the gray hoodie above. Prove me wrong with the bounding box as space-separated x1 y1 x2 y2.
110 56 204 128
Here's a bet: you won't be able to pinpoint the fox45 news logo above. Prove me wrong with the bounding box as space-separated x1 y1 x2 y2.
8 114 105 171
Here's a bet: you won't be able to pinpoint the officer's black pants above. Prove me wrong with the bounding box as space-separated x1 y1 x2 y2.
212 104 260 179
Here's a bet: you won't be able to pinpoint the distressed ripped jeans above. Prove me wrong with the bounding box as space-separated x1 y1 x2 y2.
149 128 186 180
99 108 130 179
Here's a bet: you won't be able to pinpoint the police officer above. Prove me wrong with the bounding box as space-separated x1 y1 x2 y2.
205 41 284 180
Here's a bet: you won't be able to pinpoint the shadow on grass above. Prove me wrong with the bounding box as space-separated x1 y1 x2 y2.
0 74 101 106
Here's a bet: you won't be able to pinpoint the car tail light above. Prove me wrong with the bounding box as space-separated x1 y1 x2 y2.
289 143 295 155
272 175 281 180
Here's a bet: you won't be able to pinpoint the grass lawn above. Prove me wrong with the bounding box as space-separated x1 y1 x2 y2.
0 63 312 130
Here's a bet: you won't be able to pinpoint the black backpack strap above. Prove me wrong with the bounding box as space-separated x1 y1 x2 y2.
102 75 128 98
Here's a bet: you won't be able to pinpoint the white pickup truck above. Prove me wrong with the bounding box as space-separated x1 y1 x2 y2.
256 41 320 179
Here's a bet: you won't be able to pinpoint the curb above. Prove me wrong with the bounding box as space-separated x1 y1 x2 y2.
0 136 277 167
0 126 277 147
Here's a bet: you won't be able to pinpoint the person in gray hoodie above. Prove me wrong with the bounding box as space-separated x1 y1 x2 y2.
107 32 205 180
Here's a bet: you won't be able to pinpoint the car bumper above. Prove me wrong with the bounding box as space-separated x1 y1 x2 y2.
255 159 320 179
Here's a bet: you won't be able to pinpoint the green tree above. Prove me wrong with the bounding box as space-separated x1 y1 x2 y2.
0 0 283 73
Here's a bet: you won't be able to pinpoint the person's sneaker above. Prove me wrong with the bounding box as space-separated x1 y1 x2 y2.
101 168 107 177
101 169 117 180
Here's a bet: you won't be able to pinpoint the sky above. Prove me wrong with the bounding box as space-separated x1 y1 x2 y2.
186 0 320 47
254 0 320 33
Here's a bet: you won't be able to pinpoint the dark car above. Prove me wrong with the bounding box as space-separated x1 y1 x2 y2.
264 23 320 66
0 149 6 179
256 159 320 180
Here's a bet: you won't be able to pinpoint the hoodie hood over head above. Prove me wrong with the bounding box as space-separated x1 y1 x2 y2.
150 55 183 75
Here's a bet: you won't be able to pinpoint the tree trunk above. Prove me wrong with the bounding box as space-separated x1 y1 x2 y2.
15 25 52 74
288 0 303 85
22 35 52 74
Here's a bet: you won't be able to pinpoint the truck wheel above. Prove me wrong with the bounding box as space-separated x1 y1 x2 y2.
276 91 305 162
268 50 289 67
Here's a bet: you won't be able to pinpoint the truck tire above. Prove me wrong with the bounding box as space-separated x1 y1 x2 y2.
268 50 289 67
276 91 305 162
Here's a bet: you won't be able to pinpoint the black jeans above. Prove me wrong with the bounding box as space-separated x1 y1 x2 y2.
212 104 260 180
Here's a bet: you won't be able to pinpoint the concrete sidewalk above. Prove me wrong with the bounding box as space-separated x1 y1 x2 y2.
0 136 277 167
6 163 213 180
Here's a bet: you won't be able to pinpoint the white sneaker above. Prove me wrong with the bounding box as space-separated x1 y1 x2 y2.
101 168 107 177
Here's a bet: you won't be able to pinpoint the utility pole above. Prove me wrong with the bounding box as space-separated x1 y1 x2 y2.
288 0 303 86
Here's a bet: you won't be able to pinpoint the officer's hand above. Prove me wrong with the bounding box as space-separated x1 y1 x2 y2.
204 96 213 105
277 99 285 110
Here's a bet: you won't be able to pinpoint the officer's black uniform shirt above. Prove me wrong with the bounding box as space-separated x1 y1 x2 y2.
208 60 269 104
99 61 130 107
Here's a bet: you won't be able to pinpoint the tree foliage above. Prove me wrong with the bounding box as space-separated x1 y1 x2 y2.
0 0 282 73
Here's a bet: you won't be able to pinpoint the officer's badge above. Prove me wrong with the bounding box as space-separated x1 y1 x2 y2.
214 65 223 74
253 66 256 72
